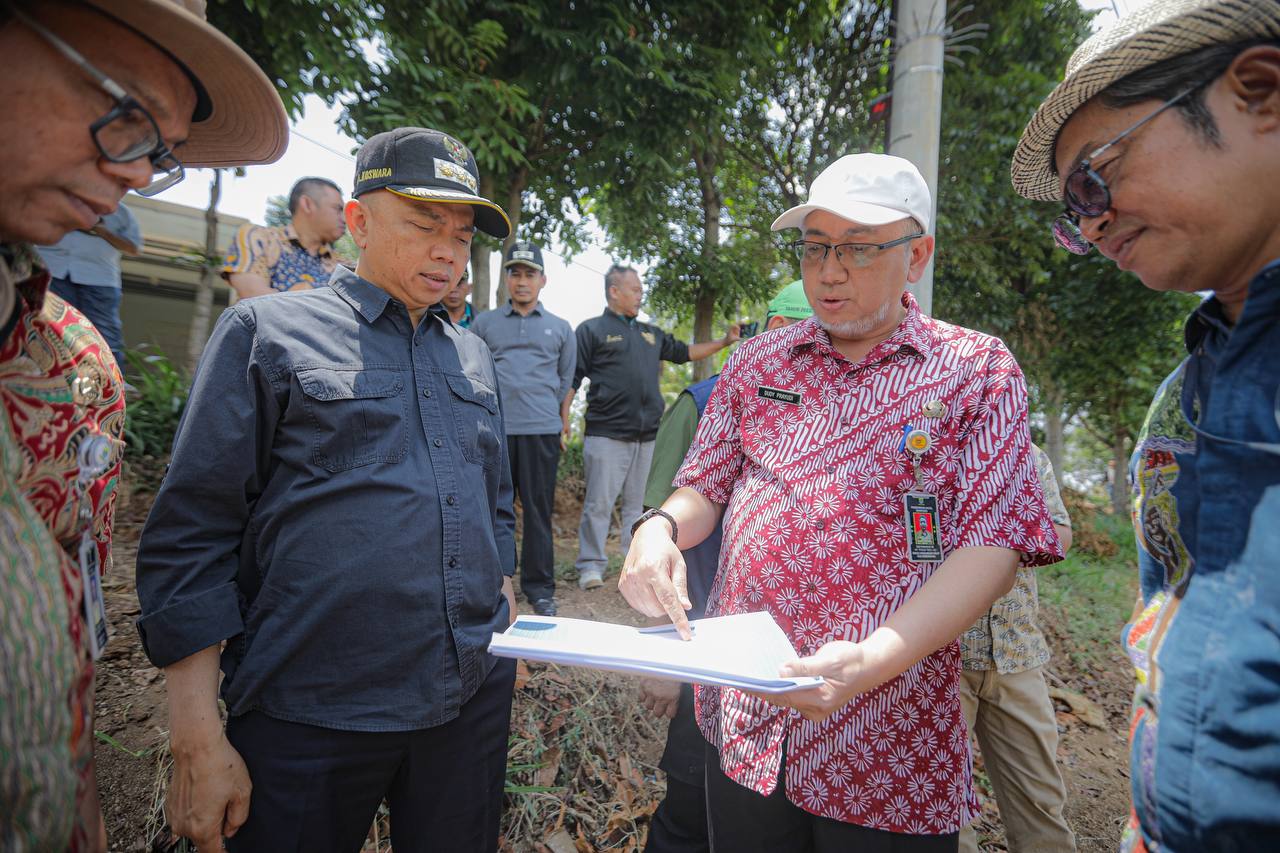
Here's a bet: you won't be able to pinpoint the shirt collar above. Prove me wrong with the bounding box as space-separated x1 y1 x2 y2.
789 292 937 363
604 306 637 326
1184 258 1280 353
1 241 50 314
328 265 394 323
283 223 334 258
503 300 543 316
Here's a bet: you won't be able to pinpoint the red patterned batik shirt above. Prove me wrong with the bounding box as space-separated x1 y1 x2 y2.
675 294 1061 834
1 242 125 851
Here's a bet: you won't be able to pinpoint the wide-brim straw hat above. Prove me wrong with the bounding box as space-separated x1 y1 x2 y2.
82 0 288 168
1011 0 1280 201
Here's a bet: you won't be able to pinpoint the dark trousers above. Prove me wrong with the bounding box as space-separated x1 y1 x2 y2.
48 277 126 372
507 433 561 601
647 684 710 852
704 743 959 853
224 658 516 853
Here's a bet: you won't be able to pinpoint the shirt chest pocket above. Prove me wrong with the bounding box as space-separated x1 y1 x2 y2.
444 371 502 469
298 368 408 472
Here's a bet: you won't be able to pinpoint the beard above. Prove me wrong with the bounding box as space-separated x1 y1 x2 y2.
816 296 898 339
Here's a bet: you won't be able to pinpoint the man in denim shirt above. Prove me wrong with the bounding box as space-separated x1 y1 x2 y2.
1011 1 1280 848
136 127 519 853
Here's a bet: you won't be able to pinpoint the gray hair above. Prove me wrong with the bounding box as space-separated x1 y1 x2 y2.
1098 38 1277 147
604 263 636 298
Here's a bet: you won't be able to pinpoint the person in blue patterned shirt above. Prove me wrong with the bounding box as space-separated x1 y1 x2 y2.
1011 1 1280 848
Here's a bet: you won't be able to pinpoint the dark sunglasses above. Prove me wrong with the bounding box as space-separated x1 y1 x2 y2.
1052 87 1194 254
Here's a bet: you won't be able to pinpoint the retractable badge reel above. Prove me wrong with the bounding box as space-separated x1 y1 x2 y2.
77 434 113 658
901 401 945 563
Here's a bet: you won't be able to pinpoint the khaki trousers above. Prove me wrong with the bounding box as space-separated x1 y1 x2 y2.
958 666 1076 853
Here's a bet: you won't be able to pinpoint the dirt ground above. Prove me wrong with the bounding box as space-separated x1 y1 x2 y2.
93 469 1132 851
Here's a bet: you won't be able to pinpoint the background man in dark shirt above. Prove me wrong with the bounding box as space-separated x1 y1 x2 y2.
472 241 575 616
571 263 738 590
439 264 474 327
136 127 518 853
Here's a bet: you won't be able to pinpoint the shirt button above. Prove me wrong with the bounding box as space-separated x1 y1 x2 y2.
446 495 456 505
449 556 458 567
422 388 432 398
433 438 443 448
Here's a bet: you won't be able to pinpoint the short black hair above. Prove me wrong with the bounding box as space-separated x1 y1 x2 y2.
288 177 342 215
604 263 636 298
1098 38 1278 147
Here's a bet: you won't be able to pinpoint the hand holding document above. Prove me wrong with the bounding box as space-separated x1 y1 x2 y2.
488 611 824 694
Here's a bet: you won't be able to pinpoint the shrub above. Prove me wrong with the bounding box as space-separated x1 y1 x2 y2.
123 346 189 460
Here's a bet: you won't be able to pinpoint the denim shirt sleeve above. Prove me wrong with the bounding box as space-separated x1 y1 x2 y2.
135 306 285 667
490 347 517 577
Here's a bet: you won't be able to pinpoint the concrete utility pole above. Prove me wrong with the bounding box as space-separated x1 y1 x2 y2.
888 0 946 316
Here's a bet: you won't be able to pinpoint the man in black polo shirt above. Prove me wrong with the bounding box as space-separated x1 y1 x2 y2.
572 264 738 589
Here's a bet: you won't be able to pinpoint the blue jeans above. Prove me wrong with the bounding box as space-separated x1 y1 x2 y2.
48 277 126 372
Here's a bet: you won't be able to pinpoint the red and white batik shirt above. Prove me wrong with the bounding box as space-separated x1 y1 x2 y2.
674 294 1062 834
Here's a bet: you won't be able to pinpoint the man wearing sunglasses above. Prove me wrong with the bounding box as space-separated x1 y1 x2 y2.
1011 0 1280 850
621 153 1062 851
0 1 285 850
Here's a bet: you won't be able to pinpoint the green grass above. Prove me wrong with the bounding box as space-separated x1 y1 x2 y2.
1037 508 1140 669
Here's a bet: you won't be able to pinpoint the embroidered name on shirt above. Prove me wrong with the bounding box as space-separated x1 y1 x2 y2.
606 334 624 343
757 385 803 405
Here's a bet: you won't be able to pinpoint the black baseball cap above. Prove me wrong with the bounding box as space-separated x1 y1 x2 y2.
352 127 511 239
503 240 544 272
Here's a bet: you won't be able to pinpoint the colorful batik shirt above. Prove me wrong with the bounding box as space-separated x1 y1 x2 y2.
675 294 1062 834
222 222 339 293
960 444 1070 673
0 242 125 851
1120 261 1280 853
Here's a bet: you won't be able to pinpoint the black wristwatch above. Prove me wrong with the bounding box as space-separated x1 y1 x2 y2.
631 507 678 544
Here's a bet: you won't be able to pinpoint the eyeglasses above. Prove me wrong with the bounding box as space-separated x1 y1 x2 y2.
13 7 185 197
1052 88 1194 254
791 234 922 269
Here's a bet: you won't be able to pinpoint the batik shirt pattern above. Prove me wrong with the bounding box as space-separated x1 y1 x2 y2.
675 295 1061 834
222 223 339 293
0 242 125 852
960 445 1069 673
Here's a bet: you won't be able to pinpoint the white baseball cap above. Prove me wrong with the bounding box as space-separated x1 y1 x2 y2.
771 153 932 233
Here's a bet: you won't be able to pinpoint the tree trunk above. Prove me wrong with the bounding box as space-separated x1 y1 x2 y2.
1042 384 1066 493
186 169 221 372
470 173 497 313
692 144 721 382
1110 431 1130 516
494 169 528 309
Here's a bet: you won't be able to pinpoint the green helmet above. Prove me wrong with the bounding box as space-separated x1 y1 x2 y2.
766 279 812 321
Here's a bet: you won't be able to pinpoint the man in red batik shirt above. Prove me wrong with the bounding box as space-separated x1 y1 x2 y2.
620 153 1063 852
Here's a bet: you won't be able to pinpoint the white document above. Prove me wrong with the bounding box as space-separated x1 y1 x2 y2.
488 611 824 694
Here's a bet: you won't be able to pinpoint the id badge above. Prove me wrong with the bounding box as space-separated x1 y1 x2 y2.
902 492 943 563
78 533 110 658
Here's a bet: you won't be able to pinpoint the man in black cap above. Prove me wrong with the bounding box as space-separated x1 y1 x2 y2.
472 240 576 616
136 127 518 852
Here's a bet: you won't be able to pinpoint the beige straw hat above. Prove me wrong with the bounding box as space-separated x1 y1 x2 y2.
81 0 288 168
1011 0 1280 202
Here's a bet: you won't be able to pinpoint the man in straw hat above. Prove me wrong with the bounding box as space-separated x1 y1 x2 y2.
0 1 285 849
137 126 519 852
621 152 1062 851
1010 1 1280 849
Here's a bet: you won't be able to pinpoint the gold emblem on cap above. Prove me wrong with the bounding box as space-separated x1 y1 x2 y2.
444 136 469 166
922 400 945 419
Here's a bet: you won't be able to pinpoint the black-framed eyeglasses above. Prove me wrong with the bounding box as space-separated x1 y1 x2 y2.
791 234 922 269
1052 87 1194 254
12 7 185 197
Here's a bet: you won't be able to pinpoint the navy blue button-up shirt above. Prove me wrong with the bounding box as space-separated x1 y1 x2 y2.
136 266 516 731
